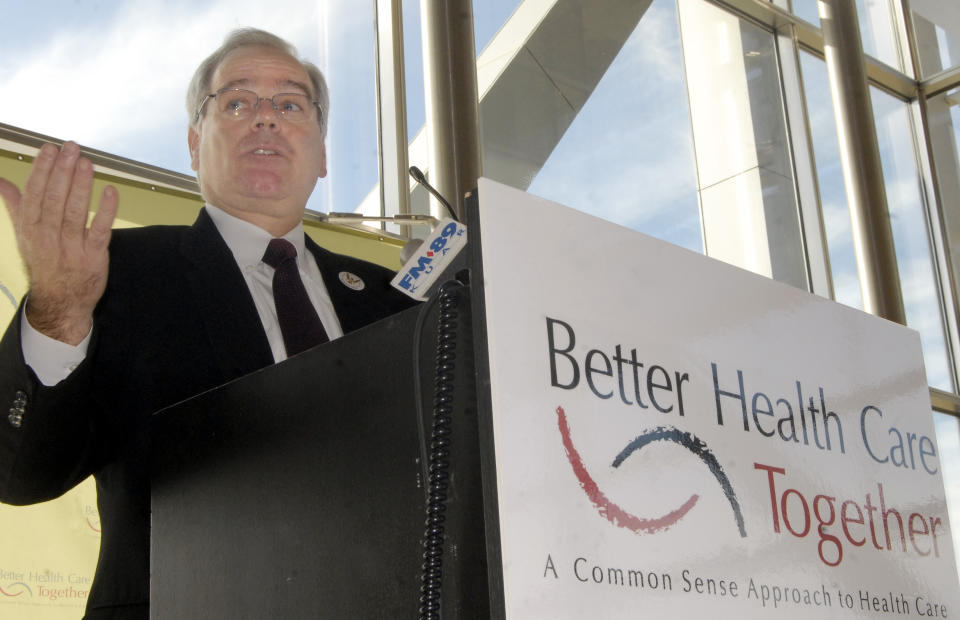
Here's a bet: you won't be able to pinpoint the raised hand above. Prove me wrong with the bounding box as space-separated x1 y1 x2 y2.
0 142 119 345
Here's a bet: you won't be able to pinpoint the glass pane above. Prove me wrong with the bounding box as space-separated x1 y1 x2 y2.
326 2 378 215
924 88 960 345
872 88 952 391
788 1 905 73
789 0 820 26
403 0 520 187
679 0 806 280
406 0 524 136
526 0 701 252
909 0 960 77
799 52 864 309
856 0 903 72
0 1 380 216
933 412 960 578
800 51 952 391
402 0 425 136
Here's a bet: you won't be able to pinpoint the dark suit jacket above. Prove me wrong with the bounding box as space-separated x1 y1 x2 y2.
0 209 416 619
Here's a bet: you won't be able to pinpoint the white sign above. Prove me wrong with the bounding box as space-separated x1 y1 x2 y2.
475 178 959 618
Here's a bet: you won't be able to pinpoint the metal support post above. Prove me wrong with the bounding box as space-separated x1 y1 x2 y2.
420 0 482 220
818 0 906 323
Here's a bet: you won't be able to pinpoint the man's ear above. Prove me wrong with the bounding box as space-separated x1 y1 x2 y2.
317 142 327 179
188 127 200 172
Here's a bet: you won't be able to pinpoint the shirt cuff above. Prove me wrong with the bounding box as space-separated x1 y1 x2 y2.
20 307 91 386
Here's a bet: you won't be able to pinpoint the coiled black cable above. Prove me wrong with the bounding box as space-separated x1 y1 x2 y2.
418 281 462 620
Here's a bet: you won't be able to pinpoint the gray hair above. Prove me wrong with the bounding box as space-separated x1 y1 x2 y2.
186 28 329 139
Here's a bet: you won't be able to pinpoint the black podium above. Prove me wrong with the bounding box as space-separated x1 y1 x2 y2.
150 289 487 618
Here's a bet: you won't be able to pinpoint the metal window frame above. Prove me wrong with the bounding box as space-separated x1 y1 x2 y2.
700 0 960 416
374 0 412 237
399 0 960 415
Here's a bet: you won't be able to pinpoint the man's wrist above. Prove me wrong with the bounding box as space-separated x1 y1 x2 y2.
24 295 94 346
20 305 91 386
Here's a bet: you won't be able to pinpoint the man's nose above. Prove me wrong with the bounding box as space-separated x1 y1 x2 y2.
251 98 280 129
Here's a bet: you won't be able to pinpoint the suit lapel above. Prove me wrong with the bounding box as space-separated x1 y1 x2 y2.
180 209 274 378
305 236 378 334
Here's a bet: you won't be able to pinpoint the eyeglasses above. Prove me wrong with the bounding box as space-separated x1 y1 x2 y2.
195 88 323 124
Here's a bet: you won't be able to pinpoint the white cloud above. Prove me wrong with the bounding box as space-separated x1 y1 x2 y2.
1 0 327 172
831 267 863 310
821 198 854 248
623 0 685 86
528 0 702 250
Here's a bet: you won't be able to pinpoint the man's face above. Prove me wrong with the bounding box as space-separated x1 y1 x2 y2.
188 45 326 235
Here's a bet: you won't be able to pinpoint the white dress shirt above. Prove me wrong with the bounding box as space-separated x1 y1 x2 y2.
21 204 343 386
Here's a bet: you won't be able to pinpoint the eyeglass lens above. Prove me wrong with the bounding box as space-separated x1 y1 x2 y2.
216 89 312 121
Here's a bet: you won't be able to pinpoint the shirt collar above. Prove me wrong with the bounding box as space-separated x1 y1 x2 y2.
204 203 308 268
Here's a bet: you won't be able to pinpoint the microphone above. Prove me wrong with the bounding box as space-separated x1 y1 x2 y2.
409 166 460 223
391 168 467 301
390 217 467 301
323 167 468 301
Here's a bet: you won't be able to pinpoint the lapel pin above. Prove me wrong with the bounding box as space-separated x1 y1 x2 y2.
338 271 365 291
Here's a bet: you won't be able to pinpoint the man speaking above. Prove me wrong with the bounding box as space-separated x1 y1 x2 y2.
0 28 415 619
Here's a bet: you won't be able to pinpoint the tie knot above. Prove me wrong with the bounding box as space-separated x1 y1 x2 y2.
263 238 297 269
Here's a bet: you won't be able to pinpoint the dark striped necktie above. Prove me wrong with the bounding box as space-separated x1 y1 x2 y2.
262 238 329 356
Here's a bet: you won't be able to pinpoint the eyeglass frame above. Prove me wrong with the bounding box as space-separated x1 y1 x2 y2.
194 87 324 126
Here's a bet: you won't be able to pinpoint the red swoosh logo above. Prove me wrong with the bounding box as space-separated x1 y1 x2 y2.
0 582 32 597
556 405 698 533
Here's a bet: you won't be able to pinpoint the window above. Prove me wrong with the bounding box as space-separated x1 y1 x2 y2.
478 0 701 252
800 51 952 390
0 0 381 216
934 412 960 571
909 0 960 77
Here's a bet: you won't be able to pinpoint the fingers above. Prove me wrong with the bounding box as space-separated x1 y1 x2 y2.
39 141 81 229
8 141 119 253
61 156 95 248
20 143 58 227
0 177 22 223
16 142 114 244
13 141 119 271
88 186 118 251
19 141 83 236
